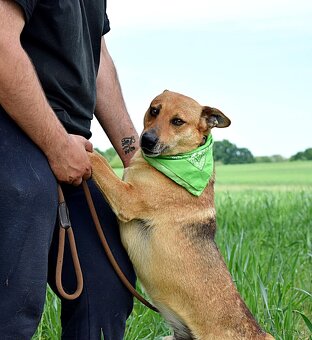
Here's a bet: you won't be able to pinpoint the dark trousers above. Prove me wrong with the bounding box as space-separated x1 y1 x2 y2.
0 112 135 339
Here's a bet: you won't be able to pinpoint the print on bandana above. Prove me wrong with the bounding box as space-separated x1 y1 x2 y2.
188 151 207 170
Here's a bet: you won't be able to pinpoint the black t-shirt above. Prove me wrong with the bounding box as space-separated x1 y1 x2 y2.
11 0 110 138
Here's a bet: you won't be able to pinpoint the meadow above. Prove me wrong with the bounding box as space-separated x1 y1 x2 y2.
33 161 312 340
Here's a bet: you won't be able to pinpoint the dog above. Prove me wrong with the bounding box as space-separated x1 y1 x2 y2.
89 90 274 339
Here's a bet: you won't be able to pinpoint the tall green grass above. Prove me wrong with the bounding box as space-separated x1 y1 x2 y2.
215 161 312 191
33 162 312 339
214 190 312 340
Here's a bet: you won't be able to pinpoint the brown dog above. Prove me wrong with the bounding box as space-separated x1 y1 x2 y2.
89 91 274 339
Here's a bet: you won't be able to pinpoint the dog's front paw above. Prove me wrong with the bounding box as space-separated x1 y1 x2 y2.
88 151 111 173
162 336 174 340
88 150 107 165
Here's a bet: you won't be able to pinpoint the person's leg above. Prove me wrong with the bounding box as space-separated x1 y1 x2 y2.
48 180 136 340
0 112 58 339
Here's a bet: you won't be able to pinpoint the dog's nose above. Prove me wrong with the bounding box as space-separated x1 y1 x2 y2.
140 131 159 151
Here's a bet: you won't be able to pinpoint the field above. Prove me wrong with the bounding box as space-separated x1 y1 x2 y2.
215 161 312 191
33 161 312 339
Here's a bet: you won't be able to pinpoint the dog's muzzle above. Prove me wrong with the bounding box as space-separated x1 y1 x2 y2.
140 131 159 155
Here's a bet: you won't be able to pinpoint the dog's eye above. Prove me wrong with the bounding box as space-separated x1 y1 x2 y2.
150 107 160 117
171 118 185 126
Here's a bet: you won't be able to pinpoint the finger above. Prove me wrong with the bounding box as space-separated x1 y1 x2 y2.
85 140 93 152
82 167 92 180
67 174 83 186
72 177 83 186
72 135 93 152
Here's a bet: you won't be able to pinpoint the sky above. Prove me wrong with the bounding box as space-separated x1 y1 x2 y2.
90 0 312 158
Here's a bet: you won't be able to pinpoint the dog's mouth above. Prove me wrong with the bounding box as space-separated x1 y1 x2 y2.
140 131 169 157
141 144 168 157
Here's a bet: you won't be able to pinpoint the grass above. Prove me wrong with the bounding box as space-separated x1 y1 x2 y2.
214 190 311 340
215 161 312 191
33 161 312 339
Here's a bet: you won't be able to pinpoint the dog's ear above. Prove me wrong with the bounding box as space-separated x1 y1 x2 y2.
163 89 169 93
200 106 231 130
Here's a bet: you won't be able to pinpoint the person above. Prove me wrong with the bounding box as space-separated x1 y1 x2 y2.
0 0 139 339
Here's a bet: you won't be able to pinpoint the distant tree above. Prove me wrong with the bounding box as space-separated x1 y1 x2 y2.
255 155 286 163
290 148 312 161
255 156 272 163
270 154 286 162
94 147 117 162
94 147 123 168
110 154 123 168
213 140 255 164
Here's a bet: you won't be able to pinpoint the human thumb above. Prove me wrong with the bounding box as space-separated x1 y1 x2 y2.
85 139 93 152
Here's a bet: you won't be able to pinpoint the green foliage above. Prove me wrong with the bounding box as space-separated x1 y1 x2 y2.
290 148 312 161
255 155 287 163
255 156 274 163
32 286 61 339
110 154 123 168
270 154 287 162
214 139 255 164
124 285 171 339
94 147 124 177
215 190 312 340
94 147 117 162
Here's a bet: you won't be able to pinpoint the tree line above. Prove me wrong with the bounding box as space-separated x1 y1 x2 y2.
96 140 312 166
214 140 312 164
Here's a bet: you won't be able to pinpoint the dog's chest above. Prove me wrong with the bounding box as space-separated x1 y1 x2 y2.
119 219 154 265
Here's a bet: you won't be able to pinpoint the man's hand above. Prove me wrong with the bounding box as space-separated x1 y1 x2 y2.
46 134 93 186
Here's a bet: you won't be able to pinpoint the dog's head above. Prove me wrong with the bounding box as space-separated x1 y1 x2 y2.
140 90 231 156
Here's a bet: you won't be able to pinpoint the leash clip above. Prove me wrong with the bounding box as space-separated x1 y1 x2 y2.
58 202 71 229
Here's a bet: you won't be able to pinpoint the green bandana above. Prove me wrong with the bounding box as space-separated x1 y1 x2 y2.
142 134 214 196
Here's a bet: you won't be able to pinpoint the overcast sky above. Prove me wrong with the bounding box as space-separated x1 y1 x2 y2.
90 0 312 158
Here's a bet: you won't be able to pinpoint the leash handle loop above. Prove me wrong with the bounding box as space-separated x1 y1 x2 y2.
56 185 84 300
58 202 71 230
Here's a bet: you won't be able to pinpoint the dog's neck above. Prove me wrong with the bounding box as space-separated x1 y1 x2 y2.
142 134 214 196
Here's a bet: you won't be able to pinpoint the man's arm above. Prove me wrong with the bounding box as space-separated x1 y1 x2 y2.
95 37 139 168
0 0 92 185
